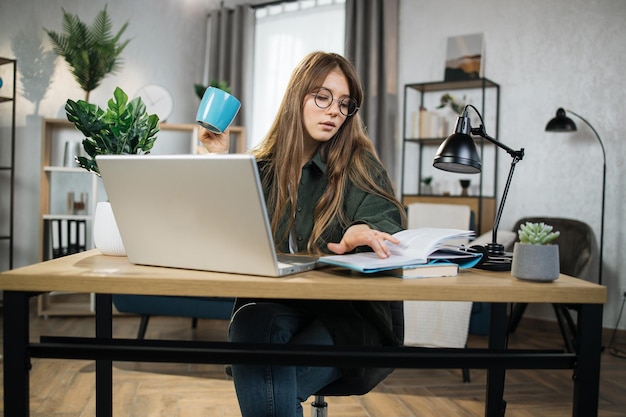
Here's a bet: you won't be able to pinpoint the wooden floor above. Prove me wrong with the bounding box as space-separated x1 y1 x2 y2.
1 298 625 417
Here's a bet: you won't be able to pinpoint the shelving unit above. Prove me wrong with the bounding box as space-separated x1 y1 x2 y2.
37 118 246 316
401 78 500 235
0 57 16 273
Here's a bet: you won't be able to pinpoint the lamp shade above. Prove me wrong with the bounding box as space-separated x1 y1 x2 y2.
546 108 577 132
433 132 482 174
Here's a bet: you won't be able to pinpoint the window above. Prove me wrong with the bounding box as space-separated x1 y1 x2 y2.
250 0 345 148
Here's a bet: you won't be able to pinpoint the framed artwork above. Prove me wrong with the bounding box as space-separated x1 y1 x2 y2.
444 33 484 81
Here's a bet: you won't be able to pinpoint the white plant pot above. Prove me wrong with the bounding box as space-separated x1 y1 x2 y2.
93 202 126 256
511 243 559 281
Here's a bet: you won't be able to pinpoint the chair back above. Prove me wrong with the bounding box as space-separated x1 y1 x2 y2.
407 203 473 245
403 203 474 348
511 217 596 281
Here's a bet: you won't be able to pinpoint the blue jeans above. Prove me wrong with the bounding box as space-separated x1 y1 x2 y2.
228 302 342 417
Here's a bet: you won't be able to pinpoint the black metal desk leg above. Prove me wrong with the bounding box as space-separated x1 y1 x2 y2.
572 303 602 417
3 291 31 417
95 293 113 417
485 302 507 417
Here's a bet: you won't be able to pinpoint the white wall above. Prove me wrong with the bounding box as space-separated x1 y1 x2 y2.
1 0 624 329
398 0 626 329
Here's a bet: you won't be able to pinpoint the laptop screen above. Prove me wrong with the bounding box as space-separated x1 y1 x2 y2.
96 154 289 276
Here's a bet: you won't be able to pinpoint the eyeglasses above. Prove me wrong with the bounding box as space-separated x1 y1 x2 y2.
310 87 359 117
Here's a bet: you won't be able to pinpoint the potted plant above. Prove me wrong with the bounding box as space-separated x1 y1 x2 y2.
436 93 468 138
65 86 160 255
421 176 433 195
511 222 561 281
437 93 466 115
66 86 159 175
45 5 131 101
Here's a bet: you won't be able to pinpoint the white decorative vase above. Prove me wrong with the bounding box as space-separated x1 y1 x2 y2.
93 202 126 256
511 243 559 281
436 107 458 138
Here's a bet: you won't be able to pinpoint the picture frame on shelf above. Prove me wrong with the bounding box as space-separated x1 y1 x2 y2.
444 33 484 81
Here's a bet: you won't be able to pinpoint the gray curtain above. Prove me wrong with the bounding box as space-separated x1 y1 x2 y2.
204 5 255 131
344 0 399 175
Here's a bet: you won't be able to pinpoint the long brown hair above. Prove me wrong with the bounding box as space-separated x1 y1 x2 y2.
252 52 406 253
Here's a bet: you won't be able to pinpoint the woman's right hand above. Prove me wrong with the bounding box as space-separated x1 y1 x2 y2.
327 224 399 259
198 126 230 154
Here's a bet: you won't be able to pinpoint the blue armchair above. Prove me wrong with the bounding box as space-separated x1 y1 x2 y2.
112 295 235 339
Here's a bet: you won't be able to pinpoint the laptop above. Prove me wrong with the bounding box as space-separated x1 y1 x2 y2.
96 154 318 277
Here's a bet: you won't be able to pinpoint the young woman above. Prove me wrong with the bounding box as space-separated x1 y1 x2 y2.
199 51 406 417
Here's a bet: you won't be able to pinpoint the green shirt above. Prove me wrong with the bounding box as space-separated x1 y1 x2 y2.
259 152 404 254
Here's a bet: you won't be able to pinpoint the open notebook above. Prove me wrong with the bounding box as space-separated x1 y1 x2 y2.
96 154 318 277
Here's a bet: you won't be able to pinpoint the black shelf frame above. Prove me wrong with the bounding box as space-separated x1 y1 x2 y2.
401 77 500 234
1 57 16 271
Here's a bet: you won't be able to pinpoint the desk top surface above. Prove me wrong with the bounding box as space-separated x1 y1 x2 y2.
0 250 606 304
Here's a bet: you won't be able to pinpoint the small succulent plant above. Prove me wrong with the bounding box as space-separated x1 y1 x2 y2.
518 222 560 245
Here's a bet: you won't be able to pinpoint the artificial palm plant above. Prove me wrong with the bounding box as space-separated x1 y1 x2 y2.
44 5 130 101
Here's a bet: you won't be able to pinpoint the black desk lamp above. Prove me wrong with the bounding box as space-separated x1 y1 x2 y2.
433 104 525 271
546 108 606 285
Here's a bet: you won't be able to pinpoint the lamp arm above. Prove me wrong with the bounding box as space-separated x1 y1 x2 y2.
566 109 606 162
469 118 525 251
567 109 606 285
464 104 525 159
471 126 525 161
490 153 522 248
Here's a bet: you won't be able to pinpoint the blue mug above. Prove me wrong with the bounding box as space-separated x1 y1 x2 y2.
195 87 241 133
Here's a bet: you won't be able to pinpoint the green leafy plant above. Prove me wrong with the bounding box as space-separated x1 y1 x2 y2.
517 222 560 245
194 80 231 99
45 5 130 101
437 93 466 115
421 176 433 186
65 86 159 175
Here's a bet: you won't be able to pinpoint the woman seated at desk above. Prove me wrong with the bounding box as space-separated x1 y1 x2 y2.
199 51 406 417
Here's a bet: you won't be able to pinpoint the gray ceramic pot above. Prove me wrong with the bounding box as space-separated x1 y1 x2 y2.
511 242 560 281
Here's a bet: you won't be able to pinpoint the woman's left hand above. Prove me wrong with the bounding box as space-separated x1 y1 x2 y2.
327 224 399 259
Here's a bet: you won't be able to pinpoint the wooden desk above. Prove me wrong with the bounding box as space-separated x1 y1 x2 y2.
1 250 606 417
